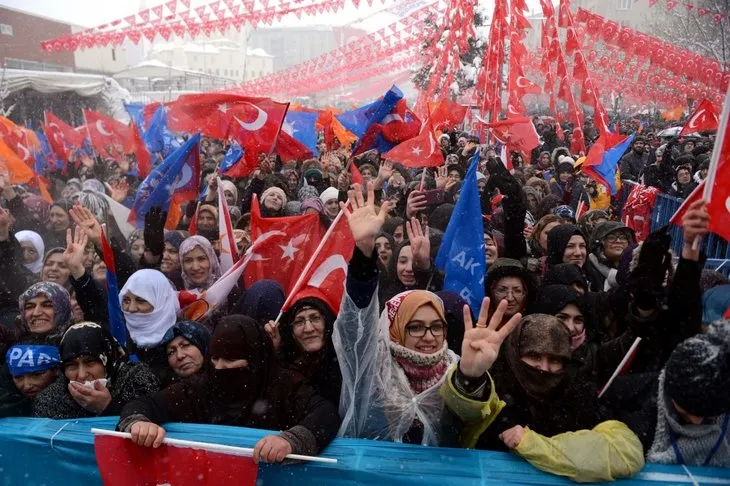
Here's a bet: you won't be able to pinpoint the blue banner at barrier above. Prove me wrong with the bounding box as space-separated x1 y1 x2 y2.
1 417 729 485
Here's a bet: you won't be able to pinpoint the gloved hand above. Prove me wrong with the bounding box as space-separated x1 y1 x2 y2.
628 226 672 312
144 206 167 256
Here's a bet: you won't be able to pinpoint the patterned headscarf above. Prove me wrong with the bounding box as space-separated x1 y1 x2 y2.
19 281 73 339
126 229 144 255
179 235 222 290
23 195 51 222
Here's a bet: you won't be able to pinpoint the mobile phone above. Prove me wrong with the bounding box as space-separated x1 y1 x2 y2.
423 189 446 206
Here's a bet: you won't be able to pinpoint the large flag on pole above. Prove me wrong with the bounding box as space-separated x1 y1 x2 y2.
678 99 719 136
435 153 486 314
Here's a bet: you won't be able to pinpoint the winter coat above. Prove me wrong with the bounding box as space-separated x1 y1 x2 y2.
0 364 31 418
32 360 159 419
117 364 338 458
0 234 37 329
669 180 698 199
549 180 589 212
619 150 649 182
643 163 674 193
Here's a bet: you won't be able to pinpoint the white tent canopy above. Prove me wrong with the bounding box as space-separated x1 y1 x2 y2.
113 60 190 80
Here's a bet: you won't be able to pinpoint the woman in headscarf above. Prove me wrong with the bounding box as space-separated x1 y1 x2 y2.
267 289 341 407
162 321 210 380
231 280 285 324
179 236 221 291
120 269 180 386
219 179 238 207
1 342 60 416
527 214 564 260
32 322 159 419
117 315 340 464
577 209 608 243
45 200 72 248
374 232 394 275
23 195 51 227
260 186 288 218
334 182 504 446
443 314 644 482
546 224 595 290
483 258 536 327
160 231 185 290
40 248 72 289
584 222 636 291
17 282 73 345
15 230 45 277
126 229 145 266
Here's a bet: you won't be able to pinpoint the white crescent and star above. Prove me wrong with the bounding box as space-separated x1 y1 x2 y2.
96 120 112 137
17 144 31 161
279 239 300 260
307 255 348 288
235 103 268 131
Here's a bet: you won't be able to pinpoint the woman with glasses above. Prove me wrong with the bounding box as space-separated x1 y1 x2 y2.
333 183 507 446
483 259 536 328
264 290 342 408
584 222 636 292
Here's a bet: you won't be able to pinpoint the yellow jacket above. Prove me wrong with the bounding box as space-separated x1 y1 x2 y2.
441 369 645 483
514 421 645 483
439 367 505 448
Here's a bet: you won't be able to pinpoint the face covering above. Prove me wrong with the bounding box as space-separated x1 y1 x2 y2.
119 269 179 347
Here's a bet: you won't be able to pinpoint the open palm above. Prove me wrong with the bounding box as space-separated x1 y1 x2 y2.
341 182 393 256
460 298 522 378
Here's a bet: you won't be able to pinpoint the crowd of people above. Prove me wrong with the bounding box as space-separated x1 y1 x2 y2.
0 113 728 481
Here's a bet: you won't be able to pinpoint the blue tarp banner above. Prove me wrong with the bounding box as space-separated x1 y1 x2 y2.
1 417 729 485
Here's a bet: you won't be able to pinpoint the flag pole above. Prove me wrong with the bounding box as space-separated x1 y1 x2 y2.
274 208 347 325
597 337 641 398
692 84 730 250
90 428 338 464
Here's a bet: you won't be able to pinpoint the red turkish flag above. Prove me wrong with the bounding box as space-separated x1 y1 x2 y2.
83 109 134 155
43 123 71 161
95 435 258 486
573 51 588 81
281 213 354 314
558 0 572 28
679 99 719 136
130 122 152 179
704 120 730 241
244 195 321 294
383 119 444 168
44 112 84 147
482 116 540 162
571 126 586 155
429 98 467 131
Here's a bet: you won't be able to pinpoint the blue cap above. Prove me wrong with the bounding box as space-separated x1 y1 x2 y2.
5 345 60 377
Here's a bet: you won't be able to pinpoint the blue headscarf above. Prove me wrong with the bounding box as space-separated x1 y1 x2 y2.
5 344 60 377
702 285 730 323
162 321 211 356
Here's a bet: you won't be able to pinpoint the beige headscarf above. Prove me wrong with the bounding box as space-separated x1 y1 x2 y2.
385 290 447 346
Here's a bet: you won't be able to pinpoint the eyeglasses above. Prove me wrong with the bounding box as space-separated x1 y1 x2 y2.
405 323 445 338
606 233 629 242
293 314 324 329
493 287 525 299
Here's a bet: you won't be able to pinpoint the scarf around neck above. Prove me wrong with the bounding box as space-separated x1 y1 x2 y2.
389 340 453 394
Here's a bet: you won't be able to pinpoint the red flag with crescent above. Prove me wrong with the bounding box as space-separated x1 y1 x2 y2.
679 99 719 136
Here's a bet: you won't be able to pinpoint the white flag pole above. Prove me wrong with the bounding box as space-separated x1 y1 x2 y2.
273 207 347 325
692 85 730 250
597 337 641 399
91 428 338 464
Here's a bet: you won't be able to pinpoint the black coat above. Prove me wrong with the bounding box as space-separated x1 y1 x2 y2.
619 150 649 182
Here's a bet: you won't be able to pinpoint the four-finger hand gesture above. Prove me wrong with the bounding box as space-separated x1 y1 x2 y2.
69 203 103 247
459 298 522 378
340 182 393 257
63 227 89 279
406 217 430 270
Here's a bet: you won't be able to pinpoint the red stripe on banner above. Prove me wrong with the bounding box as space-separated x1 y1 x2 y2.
94 435 258 486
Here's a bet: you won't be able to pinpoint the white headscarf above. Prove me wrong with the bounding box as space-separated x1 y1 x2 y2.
119 269 180 347
15 230 45 274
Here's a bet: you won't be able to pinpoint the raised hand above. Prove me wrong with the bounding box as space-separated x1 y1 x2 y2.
144 206 167 256
406 217 430 270
205 177 218 202
405 189 427 219
377 160 394 183
264 320 281 351
340 181 393 257
63 226 89 279
69 203 103 247
681 199 709 261
106 179 130 203
459 298 522 378
435 165 449 189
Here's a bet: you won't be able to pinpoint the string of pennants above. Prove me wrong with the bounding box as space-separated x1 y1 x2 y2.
642 0 728 24
40 0 389 52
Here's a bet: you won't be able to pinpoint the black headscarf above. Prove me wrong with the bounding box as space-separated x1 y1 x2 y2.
543 264 588 292
60 322 126 379
534 285 582 316
436 290 469 355
546 224 585 267
231 280 285 324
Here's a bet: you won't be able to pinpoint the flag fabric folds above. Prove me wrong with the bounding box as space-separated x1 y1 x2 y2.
94 435 258 486
128 133 201 229
679 99 719 136
284 110 320 156
435 153 486 315
101 229 126 347
582 133 634 195
217 177 239 273
383 118 444 168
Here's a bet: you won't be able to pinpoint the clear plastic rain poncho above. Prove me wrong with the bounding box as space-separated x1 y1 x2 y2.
333 287 458 446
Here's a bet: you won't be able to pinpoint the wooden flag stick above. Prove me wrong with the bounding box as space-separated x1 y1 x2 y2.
91 428 338 464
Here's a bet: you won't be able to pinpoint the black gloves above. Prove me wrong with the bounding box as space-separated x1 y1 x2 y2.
144 206 167 256
628 225 672 312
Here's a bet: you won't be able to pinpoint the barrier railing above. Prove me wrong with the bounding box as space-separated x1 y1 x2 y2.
619 181 730 275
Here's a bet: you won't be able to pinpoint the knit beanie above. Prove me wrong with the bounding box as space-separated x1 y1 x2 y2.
664 322 730 417
261 186 288 206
